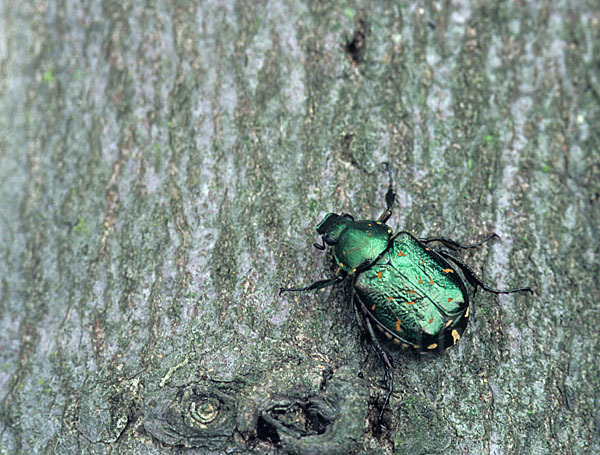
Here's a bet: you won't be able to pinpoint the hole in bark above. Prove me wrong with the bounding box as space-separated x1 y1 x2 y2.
257 400 331 444
345 18 369 64
256 415 281 445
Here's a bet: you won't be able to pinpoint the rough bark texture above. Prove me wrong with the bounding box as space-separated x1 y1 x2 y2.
1 1 599 454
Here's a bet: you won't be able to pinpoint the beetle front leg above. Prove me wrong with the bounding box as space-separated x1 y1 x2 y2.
352 290 394 422
377 162 396 223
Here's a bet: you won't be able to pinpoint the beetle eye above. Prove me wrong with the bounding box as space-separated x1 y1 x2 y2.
323 234 336 246
342 213 354 221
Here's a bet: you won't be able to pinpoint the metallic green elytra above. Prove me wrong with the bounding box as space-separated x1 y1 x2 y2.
280 163 532 418
354 231 469 352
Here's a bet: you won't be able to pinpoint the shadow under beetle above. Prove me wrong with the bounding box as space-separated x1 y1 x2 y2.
280 163 532 420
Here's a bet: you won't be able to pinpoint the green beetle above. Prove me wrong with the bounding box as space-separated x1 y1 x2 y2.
280 163 532 418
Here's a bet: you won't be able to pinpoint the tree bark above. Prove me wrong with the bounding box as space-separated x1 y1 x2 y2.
0 1 598 454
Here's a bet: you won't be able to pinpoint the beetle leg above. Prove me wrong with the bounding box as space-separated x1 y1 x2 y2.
377 162 396 223
352 290 394 422
437 250 533 294
313 238 326 250
419 233 498 250
364 316 394 422
279 273 346 295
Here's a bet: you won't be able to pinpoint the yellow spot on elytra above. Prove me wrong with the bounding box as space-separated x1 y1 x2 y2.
428 318 434 324
371 304 376 310
427 343 438 350
352 268 357 272
376 271 383 279
444 319 454 328
451 329 461 344
397 251 406 257
387 229 392 234
395 319 402 331
384 332 393 340
393 338 401 344
465 306 470 317
413 345 421 350
406 301 415 305
340 263 344 267
368 223 372 226
402 343 410 349
376 221 382 225
448 298 453 303
387 296 394 301
443 268 454 273
425 247 430 251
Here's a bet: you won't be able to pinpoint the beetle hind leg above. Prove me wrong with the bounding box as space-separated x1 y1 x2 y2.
352 290 394 422
419 233 498 251
437 250 532 295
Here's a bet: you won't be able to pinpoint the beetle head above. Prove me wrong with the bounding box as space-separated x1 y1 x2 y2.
316 213 354 245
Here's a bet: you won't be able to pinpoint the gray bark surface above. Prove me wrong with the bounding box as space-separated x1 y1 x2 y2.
0 1 598 454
